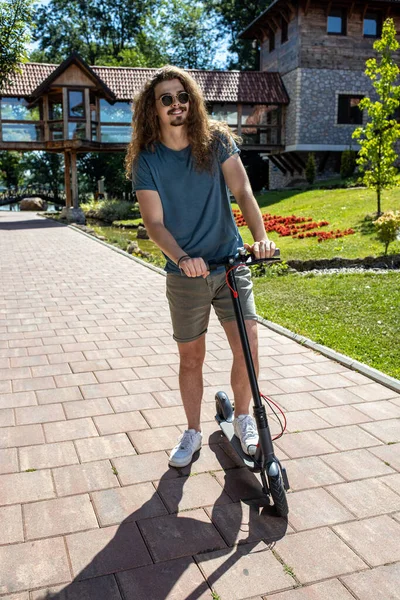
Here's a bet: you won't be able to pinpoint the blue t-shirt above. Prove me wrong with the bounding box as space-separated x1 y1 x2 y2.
133 134 243 273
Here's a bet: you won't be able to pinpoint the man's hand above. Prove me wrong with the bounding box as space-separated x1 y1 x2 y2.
244 239 276 259
179 257 210 278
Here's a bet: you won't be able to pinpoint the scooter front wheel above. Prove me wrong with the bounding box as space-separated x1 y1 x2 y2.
267 462 289 518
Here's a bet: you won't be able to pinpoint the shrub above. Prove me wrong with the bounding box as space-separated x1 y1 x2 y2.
80 198 138 223
340 149 358 179
305 153 316 185
374 211 400 255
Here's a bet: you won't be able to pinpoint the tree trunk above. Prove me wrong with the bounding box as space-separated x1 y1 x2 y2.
377 186 382 217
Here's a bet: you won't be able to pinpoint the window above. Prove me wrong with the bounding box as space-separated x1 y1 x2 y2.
269 30 275 52
327 8 346 35
0 97 40 120
364 12 382 38
208 103 238 125
338 95 364 125
281 17 288 44
68 90 85 119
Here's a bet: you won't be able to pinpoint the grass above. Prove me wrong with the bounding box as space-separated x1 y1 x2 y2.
237 185 400 261
254 270 400 379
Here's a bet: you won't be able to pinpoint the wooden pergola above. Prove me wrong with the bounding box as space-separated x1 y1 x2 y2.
0 53 289 207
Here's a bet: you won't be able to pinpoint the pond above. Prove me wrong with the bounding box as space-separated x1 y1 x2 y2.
0 202 61 212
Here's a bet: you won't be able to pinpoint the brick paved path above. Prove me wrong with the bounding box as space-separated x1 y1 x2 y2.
0 212 399 600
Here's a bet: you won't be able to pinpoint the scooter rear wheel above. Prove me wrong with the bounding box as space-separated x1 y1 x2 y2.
215 391 234 422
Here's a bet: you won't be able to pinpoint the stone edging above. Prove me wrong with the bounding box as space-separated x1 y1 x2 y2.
287 254 400 272
68 222 400 394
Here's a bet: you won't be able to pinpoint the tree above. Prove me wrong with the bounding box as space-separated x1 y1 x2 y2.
0 151 24 191
0 0 33 89
78 153 132 200
352 18 400 216
204 0 271 70
22 152 64 202
305 153 316 185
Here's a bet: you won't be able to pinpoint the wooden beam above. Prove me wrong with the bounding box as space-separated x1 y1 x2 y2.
348 1 356 19
237 104 242 137
43 94 49 142
291 152 306 170
304 0 311 17
70 151 78 209
0 98 2 142
326 1 332 17
362 3 369 20
62 87 68 141
270 15 280 31
268 155 287 175
283 153 303 174
276 154 294 175
84 88 91 141
64 151 72 209
286 1 296 18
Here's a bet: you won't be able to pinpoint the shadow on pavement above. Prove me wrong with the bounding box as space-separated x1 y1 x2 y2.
0 214 66 230
33 436 288 600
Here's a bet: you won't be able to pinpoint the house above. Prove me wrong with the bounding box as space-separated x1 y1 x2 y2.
241 0 400 188
0 53 288 206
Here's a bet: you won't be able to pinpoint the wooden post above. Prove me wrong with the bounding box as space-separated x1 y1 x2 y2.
43 94 49 141
64 151 72 209
62 88 68 140
70 151 78 209
84 88 91 140
237 103 242 137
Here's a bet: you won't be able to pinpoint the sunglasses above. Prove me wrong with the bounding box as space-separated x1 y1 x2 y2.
159 91 189 107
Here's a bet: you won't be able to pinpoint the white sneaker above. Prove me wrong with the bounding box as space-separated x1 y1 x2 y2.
168 429 202 468
234 414 258 456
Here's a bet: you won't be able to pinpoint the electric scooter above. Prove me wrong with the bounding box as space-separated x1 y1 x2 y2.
209 248 290 518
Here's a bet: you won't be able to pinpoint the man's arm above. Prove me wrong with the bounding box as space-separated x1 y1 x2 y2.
221 154 275 258
136 190 209 277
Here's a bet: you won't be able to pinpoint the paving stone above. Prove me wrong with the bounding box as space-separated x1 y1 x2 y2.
0 504 24 544
0 407 15 427
15 403 65 425
63 397 113 419
0 593 29 600
94 411 149 435
0 448 18 474
112 451 179 485
263 579 355 600
92 482 167 526
0 380 11 395
355 400 400 420
275 527 367 584
152 389 183 407
31 363 72 378
66 522 152 579
24 494 98 539
140 405 188 428
380 473 400 494
94 368 138 384
53 460 120 496
317 425 383 451
321 448 395 481
0 537 70 594
128 425 181 453
37 386 83 404
312 405 371 426
285 410 331 432
80 382 128 399
343 562 400 600
0 469 55 505
179 442 237 475
31 575 122 600
271 377 321 394
157 472 231 512
360 419 400 444
13 376 56 392
369 443 400 470
208 500 292 546
0 424 44 448
197 541 294 599
275 431 337 458
283 456 344 491
334 515 400 566
214 468 265 502
117 557 210 600
289 487 355 530
270 393 326 411
109 393 159 412
19 441 79 470
44 418 98 443
306 374 355 389
138 508 226 562
311 387 363 406
70 359 111 373
349 383 400 402
328 478 400 518
48 350 85 364
75 433 136 462
0 391 37 409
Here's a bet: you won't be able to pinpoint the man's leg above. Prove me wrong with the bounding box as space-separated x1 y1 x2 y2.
222 319 259 415
177 334 206 431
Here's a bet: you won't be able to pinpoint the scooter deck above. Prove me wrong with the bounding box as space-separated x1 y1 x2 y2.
218 419 261 472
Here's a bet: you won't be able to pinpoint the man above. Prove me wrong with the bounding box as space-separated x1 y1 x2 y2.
126 65 275 468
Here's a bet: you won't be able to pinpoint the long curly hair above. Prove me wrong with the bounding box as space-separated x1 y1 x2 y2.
125 65 241 178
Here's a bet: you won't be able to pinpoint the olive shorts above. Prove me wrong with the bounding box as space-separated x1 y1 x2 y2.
166 266 257 343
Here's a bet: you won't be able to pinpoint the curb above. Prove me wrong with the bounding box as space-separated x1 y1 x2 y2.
68 222 400 395
257 316 400 394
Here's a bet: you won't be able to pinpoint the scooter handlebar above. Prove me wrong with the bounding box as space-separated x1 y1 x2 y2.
208 248 281 271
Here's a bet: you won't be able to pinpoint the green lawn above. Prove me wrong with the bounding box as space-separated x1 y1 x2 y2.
254 270 400 380
237 185 400 261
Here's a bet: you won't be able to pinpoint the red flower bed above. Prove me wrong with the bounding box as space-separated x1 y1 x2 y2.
232 209 355 242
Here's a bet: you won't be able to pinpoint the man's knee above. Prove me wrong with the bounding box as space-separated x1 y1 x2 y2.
178 338 206 370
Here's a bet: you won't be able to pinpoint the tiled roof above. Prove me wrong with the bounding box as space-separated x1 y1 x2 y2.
1 62 289 104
